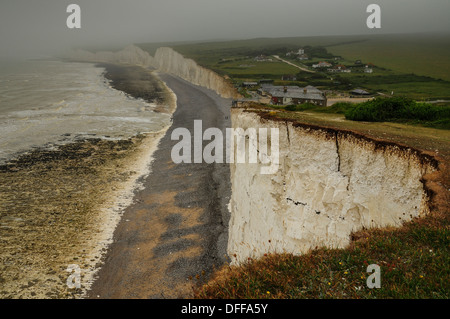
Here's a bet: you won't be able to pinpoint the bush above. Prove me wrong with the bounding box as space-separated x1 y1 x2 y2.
346 97 437 121
345 97 450 126
284 103 318 112
322 102 355 114
405 102 450 121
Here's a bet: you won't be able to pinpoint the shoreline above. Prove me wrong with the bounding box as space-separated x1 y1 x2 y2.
0 63 177 298
86 73 233 299
81 65 179 295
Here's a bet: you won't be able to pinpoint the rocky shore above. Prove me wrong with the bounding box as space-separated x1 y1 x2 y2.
86 74 232 299
0 64 175 298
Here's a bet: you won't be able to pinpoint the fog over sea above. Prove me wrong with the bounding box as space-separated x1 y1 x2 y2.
0 59 171 164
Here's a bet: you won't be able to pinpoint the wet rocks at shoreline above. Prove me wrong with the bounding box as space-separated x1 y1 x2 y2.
0 135 149 299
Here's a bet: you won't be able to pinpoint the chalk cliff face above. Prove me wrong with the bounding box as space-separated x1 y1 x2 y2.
66 45 239 99
66 45 156 68
228 109 437 264
153 47 239 99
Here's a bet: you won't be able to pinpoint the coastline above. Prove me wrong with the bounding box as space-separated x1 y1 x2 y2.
81 63 178 297
0 63 177 298
86 74 232 299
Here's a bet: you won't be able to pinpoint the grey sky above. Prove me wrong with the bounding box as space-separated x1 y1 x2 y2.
1 0 449 58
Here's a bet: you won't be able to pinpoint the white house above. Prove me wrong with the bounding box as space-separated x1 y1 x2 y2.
286 48 305 57
328 65 351 73
312 61 332 68
262 85 327 106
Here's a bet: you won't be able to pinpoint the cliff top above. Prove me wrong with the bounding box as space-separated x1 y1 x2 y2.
237 103 450 163
236 103 449 217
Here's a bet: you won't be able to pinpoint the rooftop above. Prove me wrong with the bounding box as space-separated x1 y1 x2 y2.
351 89 370 95
262 85 325 100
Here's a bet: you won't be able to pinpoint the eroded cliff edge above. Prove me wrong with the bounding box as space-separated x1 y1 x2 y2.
228 108 442 265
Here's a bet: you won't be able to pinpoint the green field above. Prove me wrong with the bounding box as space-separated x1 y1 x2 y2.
326 33 450 82
166 33 450 80
213 60 299 79
138 33 450 100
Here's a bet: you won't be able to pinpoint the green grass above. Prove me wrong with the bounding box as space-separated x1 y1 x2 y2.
195 210 449 299
326 33 450 82
343 97 450 129
266 98 450 130
216 59 300 80
272 102 354 114
169 33 450 77
336 73 450 100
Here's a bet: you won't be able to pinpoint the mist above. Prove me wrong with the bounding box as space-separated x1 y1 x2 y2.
1 0 449 59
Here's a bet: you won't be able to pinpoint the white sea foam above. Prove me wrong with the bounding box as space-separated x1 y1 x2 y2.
0 59 171 164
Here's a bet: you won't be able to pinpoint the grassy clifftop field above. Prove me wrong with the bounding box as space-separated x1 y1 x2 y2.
166 33 450 80
138 32 450 100
326 33 450 82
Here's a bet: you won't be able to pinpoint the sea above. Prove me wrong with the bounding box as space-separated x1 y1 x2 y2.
0 58 174 298
0 59 171 164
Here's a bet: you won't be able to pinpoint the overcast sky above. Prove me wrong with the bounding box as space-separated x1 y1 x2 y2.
1 0 449 58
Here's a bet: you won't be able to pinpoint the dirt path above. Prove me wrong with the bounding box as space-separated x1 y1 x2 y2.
272 55 316 73
86 74 232 299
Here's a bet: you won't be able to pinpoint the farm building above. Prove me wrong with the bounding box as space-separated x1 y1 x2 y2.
286 48 305 57
364 64 374 73
241 82 258 88
350 89 370 96
254 55 273 62
312 61 332 69
281 74 297 81
328 64 351 73
261 85 327 106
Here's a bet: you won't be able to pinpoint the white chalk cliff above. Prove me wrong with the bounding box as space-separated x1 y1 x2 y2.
66 45 156 68
227 109 437 264
154 47 239 99
66 45 239 99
